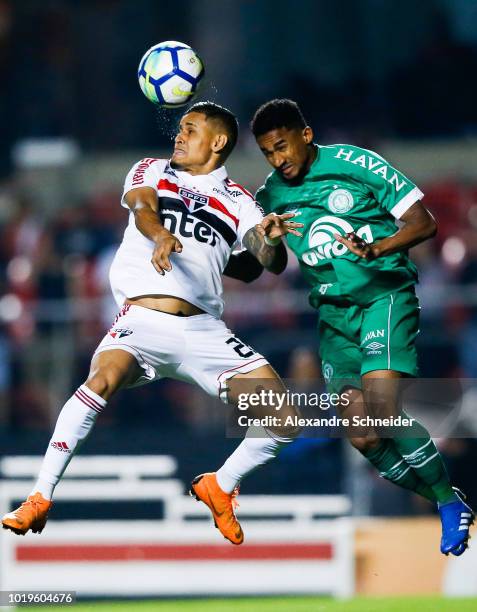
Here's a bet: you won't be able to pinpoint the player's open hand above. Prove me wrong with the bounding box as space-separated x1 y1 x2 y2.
334 232 377 260
152 229 183 275
256 212 304 242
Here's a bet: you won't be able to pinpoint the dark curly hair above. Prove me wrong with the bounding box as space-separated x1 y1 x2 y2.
251 99 307 138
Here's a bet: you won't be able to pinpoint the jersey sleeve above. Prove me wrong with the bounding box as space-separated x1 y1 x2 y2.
121 158 166 208
356 150 424 219
255 185 271 214
236 194 265 244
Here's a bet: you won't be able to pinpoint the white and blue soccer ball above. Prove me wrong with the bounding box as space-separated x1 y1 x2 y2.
137 41 205 108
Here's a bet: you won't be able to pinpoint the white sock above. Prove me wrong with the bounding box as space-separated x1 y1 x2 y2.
216 426 293 493
30 385 106 500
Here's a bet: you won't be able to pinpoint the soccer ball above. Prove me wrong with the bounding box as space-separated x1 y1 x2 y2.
137 41 205 108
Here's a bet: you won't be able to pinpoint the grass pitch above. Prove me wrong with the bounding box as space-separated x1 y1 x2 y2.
32 595 477 612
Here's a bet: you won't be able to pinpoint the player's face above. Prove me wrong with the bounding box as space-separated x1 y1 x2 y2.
171 112 218 172
256 126 314 181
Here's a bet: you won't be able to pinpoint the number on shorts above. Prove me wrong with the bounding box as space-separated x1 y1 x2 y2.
226 336 255 359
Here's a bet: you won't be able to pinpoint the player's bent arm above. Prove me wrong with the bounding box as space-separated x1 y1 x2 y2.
124 186 164 241
223 251 264 283
242 226 288 275
336 201 437 260
124 186 183 274
372 201 437 258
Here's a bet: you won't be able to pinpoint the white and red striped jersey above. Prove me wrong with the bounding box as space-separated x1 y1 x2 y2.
109 158 264 317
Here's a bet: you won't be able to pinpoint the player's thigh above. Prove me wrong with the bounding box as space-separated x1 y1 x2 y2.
180 317 300 434
180 316 268 396
86 349 144 400
93 304 186 391
360 290 419 377
319 304 362 394
226 363 285 406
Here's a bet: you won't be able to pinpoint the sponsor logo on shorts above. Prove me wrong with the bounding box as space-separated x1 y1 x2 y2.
362 329 385 344
365 341 385 355
109 328 133 339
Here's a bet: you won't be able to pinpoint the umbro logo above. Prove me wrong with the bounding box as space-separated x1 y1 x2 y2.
365 342 385 350
51 441 71 453
109 328 133 339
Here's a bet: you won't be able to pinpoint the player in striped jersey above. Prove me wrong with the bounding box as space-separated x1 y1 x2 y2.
2 102 303 545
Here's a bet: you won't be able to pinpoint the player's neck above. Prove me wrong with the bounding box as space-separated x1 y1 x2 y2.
304 144 318 173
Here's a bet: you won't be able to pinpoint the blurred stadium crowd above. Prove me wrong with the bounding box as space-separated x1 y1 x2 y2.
1 0 477 515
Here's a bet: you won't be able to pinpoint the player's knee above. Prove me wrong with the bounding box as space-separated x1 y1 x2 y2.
349 436 380 453
85 365 125 400
267 423 301 439
268 408 302 439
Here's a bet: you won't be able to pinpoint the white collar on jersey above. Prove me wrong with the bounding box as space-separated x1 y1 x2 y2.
168 161 228 182
209 166 228 181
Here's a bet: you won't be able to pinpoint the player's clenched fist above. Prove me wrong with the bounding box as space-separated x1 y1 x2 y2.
151 229 183 275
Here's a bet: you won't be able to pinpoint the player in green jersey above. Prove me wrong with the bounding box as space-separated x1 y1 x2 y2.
251 98 474 556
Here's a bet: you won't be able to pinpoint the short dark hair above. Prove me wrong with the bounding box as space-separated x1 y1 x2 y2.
251 99 307 138
186 101 239 158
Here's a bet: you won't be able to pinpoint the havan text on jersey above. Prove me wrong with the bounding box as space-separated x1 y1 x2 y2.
334 148 407 193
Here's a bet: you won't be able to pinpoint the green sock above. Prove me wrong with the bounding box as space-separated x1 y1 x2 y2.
362 439 436 502
392 415 456 505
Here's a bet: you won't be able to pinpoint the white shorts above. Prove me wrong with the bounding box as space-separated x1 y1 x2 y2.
93 304 269 401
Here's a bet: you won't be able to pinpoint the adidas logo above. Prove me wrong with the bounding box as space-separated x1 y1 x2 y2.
51 441 71 453
458 512 473 531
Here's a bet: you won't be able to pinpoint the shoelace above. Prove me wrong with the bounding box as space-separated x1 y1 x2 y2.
17 495 44 514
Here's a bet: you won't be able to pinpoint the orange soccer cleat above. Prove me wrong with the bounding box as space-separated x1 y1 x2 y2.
2 492 53 536
190 472 244 545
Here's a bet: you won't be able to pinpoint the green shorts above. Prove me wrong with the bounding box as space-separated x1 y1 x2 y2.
318 289 419 393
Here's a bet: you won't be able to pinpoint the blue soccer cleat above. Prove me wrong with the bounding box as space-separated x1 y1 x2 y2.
439 488 475 556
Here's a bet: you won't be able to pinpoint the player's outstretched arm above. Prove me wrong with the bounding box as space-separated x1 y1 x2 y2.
243 212 303 275
124 186 183 275
334 201 437 260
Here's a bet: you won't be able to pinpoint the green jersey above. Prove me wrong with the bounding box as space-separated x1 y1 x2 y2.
256 144 424 308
